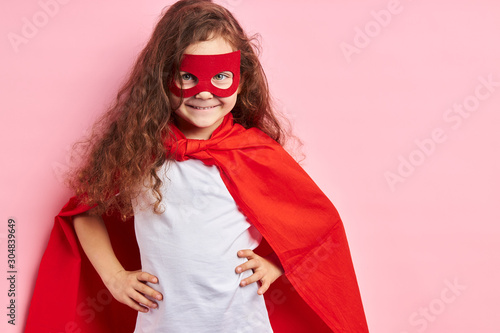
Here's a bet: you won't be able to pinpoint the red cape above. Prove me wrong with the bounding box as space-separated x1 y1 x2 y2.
26 113 368 332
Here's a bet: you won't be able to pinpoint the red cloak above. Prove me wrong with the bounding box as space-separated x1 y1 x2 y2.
25 113 369 332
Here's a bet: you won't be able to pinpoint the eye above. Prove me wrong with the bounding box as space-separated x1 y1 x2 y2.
211 71 234 89
213 72 232 80
181 73 195 81
177 72 198 89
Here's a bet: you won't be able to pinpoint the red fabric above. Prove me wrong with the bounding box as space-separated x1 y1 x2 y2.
169 50 241 98
26 113 368 332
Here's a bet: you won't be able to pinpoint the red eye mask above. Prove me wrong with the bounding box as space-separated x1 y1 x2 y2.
169 50 241 98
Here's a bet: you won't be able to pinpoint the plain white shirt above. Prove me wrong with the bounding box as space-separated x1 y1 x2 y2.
132 159 273 333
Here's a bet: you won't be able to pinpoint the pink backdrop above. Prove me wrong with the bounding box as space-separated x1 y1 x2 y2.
1 0 499 332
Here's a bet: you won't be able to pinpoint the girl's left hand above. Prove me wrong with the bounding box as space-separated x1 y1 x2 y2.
235 249 285 295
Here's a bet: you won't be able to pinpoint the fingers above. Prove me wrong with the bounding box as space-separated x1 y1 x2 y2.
235 250 268 293
236 249 282 295
235 256 261 274
240 269 264 287
257 280 271 295
137 271 160 285
124 293 153 313
133 271 162 298
132 271 163 309
240 269 271 295
130 291 158 313
135 280 163 302
107 270 163 313
237 249 254 258
235 249 259 274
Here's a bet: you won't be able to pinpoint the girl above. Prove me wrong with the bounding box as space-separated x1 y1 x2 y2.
26 1 368 332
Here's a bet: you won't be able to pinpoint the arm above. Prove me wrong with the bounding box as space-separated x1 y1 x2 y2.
73 212 124 284
74 211 163 312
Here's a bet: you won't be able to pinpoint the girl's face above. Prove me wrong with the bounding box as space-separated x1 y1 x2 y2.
171 36 239 140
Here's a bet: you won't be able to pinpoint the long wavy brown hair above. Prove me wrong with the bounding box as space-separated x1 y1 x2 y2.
68 0 292 219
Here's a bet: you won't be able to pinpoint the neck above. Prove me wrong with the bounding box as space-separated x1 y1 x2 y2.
172 118 212 140
172 114 225 140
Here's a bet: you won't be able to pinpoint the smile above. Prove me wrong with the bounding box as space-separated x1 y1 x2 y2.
188 105 220 110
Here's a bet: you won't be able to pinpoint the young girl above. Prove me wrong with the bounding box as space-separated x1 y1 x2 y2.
26 1 368 332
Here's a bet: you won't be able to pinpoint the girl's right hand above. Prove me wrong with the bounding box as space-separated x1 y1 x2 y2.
104 269 163 313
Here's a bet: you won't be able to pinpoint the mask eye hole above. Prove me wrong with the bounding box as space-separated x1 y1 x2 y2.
211 71 233 89
176 71 198 89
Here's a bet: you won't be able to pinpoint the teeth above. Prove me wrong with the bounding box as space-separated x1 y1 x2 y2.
190 105 217 110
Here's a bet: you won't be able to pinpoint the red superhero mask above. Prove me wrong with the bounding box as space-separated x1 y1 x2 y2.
169 50 241 98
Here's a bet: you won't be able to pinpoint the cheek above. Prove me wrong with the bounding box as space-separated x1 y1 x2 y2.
169 94 184 110
221 93 238 108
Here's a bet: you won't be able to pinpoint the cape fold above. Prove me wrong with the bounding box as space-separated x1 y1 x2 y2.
25 113 368 332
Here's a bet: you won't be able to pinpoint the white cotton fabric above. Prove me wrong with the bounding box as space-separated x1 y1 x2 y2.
132 159 273 333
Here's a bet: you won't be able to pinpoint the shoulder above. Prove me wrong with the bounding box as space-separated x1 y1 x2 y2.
233 123 282 147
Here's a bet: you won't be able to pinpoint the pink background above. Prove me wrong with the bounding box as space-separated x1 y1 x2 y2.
1 0 499 332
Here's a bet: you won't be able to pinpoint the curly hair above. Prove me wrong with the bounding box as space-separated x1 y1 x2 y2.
68 0 291 219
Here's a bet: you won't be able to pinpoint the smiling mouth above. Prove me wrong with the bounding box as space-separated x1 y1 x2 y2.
188 105 220 110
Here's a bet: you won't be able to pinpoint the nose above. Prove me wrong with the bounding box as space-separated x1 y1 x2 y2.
195 91 213 100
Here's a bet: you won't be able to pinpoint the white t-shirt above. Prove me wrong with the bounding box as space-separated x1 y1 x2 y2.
132 159 273 333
